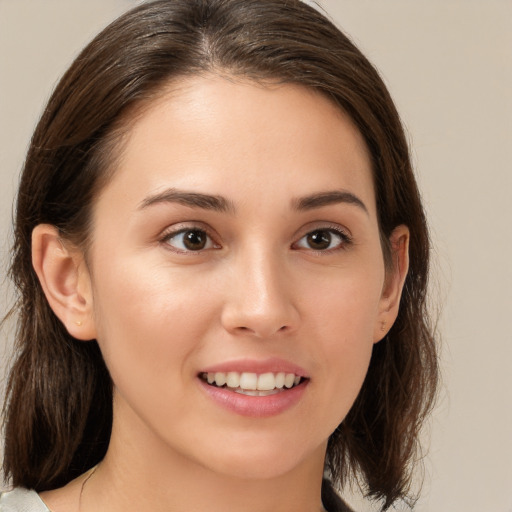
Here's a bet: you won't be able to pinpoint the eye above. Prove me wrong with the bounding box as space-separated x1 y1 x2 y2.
294 228 350 251
163 228 217 252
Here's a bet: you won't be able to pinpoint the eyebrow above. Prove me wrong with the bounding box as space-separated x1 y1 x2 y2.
139 188 235 213
138 188 367 215
293 190 368 214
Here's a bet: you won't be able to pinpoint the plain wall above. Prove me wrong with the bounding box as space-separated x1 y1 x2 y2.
1 1 511 510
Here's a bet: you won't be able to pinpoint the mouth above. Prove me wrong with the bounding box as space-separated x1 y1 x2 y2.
199 371 307 397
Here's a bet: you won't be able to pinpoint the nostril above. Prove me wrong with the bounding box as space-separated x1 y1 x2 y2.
236 325 289 335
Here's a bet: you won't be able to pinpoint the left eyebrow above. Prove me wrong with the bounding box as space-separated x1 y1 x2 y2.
293 190 369 215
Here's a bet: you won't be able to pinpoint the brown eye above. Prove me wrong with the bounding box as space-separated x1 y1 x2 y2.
183 230 207 250
164 229 215 252
306 230 332 250
294 228 350 252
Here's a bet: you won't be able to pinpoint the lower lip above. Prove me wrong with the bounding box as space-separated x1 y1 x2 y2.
198 378 308 418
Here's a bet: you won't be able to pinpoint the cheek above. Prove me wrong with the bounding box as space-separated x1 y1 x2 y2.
89 257 218 393
303 267 383 419
305 263 384 344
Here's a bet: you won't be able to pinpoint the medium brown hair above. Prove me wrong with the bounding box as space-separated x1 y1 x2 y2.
2 1 438 509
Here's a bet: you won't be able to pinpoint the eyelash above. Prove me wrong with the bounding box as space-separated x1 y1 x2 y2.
160 225 219 254
159 225 352 254
293 226 352 253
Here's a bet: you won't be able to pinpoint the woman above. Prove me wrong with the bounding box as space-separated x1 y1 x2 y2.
1 1 438 511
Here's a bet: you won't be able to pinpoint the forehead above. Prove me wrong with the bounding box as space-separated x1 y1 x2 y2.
97 75 376 217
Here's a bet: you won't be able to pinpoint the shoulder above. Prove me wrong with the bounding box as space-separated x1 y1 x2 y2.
0 488 50 512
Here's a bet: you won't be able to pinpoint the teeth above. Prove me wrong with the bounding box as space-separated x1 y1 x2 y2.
234 388 281 396
258 372 276 391
284 373 295 388
214 372 226 387
226 372 239 388
239 372 257 390
202 371 303 391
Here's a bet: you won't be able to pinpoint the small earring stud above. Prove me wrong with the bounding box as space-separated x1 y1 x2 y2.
75 320 83 327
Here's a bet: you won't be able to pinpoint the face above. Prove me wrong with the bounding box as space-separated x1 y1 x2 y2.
83 76 396 479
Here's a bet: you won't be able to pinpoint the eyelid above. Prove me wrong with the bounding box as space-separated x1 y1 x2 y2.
294 221 353 240
159 222 221 253
292 223 353 252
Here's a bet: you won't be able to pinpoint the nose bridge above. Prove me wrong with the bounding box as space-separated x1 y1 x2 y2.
222 241 298 337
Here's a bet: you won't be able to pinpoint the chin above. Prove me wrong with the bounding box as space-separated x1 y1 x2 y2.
197 436 324 481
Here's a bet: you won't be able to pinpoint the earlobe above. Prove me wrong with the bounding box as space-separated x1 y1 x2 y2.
374 225 410 343
31 224 96 341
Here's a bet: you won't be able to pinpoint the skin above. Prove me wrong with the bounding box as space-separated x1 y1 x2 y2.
33 76 409 512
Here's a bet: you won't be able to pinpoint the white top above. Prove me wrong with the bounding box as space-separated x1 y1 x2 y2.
0 488 49 512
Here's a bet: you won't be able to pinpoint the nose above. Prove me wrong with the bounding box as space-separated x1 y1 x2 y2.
220 250 299 339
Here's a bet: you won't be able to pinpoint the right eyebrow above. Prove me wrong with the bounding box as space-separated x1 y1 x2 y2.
138 188 235 213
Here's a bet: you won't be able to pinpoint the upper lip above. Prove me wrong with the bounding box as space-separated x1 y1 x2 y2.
199 358 309 378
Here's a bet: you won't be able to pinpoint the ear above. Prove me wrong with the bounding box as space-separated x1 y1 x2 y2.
374 225 410 343
32 224 96 341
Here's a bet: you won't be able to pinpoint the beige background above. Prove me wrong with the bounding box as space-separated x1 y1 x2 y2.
1 1 511 510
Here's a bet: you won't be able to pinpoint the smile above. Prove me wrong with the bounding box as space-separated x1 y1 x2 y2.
200 371 304 396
